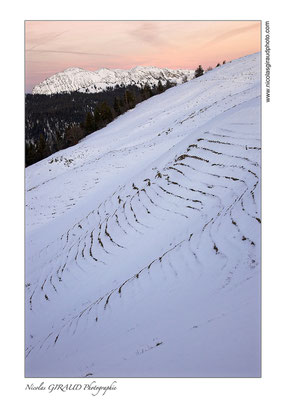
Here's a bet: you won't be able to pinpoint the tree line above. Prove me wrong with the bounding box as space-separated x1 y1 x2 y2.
25 61 229 167
193 60 227 78
25 80 177 167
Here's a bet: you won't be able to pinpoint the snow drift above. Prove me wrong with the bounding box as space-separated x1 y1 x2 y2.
25 53 261 377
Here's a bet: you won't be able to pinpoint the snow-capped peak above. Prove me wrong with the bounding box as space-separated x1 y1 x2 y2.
62 67 85 73
32 66 195 95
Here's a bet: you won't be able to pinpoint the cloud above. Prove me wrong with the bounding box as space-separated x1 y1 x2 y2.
26 49 116 57
26 30 70 51
203 23 260 47
129 22 168 46
26 27 117 58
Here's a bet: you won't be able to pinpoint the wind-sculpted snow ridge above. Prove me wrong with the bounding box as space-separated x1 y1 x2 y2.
25 53 261 377
32 65 194 95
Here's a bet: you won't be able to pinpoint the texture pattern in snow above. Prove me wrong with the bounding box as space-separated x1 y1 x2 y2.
25 53 261 377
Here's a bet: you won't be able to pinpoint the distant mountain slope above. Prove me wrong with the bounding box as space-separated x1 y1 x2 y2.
25 53 261 378
32 66 194 95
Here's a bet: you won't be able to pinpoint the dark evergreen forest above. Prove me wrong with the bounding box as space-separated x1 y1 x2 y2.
25 81 175 167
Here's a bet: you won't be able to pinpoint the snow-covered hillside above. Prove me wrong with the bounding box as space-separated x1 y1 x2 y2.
32 66 194 95
25 53 261 377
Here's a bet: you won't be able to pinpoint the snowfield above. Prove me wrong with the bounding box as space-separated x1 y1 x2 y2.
25 53 261 377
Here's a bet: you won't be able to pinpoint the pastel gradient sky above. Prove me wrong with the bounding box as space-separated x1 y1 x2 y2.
25 21 261 92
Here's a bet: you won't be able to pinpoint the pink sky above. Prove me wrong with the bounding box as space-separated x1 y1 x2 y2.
25 21 261 92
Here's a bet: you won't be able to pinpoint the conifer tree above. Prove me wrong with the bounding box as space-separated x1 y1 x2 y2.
119 97 125 111
65 125 84 147
85 111 95 134
25 142 37 167
94 105 103 130
53 131 64 152
124 90 136 109
157 80 164 93
141 83 153 99
99 102 113 124
37 133 48 160
113 96 122 116
194 65 204 78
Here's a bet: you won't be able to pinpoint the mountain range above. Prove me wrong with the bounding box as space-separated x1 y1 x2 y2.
32 66 195 95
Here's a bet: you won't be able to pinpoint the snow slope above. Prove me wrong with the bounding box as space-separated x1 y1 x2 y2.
32 66 194 95
25 53 261 377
